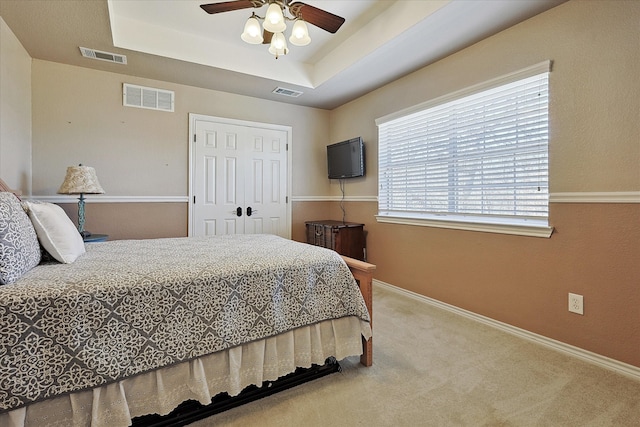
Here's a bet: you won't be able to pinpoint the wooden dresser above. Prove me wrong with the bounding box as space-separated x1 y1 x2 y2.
305 220 365 261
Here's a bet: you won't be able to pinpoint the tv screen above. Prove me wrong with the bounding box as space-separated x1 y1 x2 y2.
327 137 365 179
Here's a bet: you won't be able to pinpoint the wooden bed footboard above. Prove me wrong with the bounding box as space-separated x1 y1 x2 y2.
341 255 375 367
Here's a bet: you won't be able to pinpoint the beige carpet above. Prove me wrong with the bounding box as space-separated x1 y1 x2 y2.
190 284 640 426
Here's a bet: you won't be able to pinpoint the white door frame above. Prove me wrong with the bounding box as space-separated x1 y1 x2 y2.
188 113 292 238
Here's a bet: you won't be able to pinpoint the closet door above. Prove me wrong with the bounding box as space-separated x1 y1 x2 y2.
190 116 289 238
192 120 245 236
243 126 288 236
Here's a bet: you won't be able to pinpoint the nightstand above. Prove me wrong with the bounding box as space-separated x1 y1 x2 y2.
83 234 108 243
305 220 365 261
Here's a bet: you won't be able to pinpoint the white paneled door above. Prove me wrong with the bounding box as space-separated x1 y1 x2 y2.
190 114 290 238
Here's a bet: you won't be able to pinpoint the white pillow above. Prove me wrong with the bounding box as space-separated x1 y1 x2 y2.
23 201 86 263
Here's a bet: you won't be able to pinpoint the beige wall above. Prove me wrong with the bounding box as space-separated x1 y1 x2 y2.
309 1 640 367
31 60 331 198
30 60 331 238
58 202 188 240
4 0 639 369
0 17 31 194
329 0 640 197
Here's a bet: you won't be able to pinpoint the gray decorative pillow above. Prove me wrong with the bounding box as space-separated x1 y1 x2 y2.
0 192 41 284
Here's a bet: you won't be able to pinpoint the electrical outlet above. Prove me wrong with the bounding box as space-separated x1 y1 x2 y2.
568 293 584 315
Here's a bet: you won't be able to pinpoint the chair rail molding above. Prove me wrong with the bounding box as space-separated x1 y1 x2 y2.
550 192 640 203
291 196 377 202
292 192 640 204
32 195 189 203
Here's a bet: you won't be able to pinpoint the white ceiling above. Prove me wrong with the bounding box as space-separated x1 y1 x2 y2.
1 0 566 109
108 0 445 88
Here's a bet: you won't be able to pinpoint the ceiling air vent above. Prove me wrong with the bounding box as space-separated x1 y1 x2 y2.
79 47 127 64
123 83 175 112
273 87 303 98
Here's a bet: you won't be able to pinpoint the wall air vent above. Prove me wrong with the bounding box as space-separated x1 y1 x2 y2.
272 87 303 98
123 83 175 112
79 47 127 64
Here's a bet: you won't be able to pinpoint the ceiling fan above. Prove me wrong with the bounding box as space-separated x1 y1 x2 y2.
200 0 346 58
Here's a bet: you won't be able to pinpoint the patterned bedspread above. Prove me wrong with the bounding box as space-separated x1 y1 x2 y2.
0 235 370 411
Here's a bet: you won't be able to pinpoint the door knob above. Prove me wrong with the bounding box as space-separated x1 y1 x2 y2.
246 207 258 216
235 207 242 217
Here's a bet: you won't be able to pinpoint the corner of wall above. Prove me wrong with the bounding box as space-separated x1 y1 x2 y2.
0 16 32 195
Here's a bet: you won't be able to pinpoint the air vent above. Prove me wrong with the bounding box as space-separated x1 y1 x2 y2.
123 83 175 112
272 87 303 98
79 47 127 64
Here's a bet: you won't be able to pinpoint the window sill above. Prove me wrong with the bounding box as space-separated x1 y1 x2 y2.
375 214 553 238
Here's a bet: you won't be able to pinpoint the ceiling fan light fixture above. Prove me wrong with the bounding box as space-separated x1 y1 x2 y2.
200 0 345 60
268 32 289 58
289 20 311 46
241 15 263 44
263 3 286 33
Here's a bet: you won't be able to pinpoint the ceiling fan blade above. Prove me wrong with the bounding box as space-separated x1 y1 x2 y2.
288 2 345 34
262 29 274 45
200 0 263 14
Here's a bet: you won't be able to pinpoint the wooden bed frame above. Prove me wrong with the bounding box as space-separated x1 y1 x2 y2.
341 255 375 366
0 178 21 198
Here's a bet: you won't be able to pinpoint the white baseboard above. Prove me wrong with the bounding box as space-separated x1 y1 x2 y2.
373 279 640 381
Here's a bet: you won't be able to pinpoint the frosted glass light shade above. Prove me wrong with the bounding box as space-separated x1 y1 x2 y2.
264 3 286 33
289 20 311 46
241 16 263 44
268 32 289 58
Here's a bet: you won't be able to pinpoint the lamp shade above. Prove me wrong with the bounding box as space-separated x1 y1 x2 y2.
263 3 286 33
289 20 311 46
241 15 263 44
268 32 289 58
58 165 105 194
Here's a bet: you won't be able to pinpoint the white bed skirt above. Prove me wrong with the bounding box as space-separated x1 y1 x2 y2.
3 317 371 427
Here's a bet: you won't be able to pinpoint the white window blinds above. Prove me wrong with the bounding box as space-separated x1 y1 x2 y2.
377 62 550 228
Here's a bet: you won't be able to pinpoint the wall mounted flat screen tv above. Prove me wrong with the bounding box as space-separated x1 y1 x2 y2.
327 137 365 179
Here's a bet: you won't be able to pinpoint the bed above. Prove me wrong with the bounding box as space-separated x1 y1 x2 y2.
0 189 373 427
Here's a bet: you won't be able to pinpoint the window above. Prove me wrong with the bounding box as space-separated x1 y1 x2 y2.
376 61 553 237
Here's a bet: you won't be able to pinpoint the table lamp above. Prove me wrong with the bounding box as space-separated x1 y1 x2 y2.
58 164 105 237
